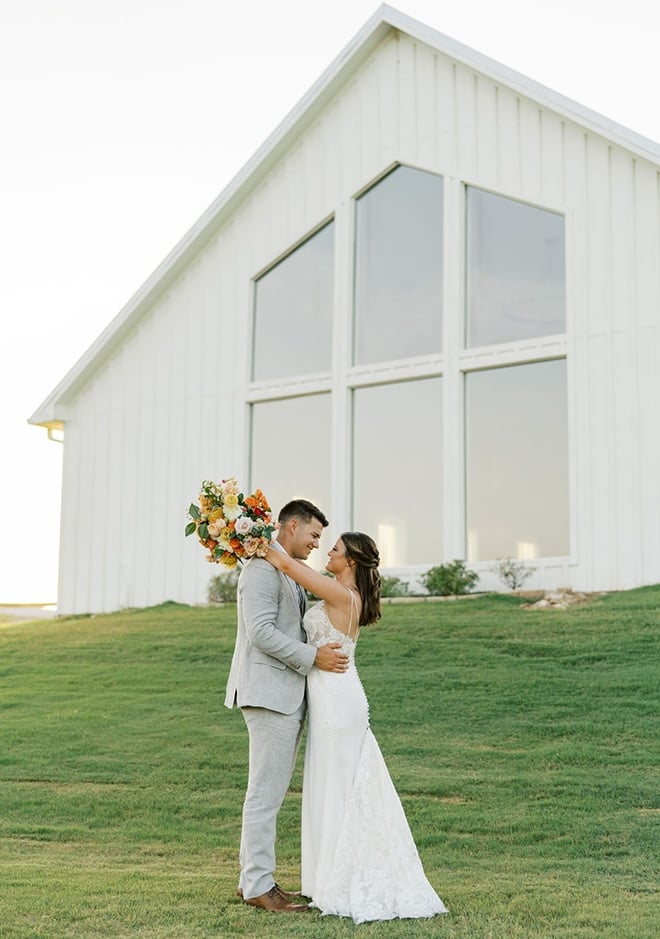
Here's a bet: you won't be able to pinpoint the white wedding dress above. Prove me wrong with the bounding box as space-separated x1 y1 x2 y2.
301 599 448 923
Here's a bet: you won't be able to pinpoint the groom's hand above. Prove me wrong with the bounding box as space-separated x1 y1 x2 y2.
314 642 349 673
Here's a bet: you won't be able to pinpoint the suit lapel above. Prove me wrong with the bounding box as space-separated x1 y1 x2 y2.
281 572 304 617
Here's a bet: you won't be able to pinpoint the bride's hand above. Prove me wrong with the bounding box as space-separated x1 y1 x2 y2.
264 546 285 569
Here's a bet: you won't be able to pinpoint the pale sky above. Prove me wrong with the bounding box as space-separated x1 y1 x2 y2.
1 0 658 604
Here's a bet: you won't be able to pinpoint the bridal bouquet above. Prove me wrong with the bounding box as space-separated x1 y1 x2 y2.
185 477 276 567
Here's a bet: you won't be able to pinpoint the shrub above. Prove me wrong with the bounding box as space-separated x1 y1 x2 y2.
208 570 239 604
422 559 479 596
492 557 536 591
380 576 410 598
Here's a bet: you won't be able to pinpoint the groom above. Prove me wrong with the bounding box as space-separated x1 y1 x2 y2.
224 498 349 913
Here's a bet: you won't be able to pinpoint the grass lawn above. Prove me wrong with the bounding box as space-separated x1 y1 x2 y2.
0 589 658 938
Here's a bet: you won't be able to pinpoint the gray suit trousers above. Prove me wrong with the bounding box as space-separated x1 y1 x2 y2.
239 702 305 899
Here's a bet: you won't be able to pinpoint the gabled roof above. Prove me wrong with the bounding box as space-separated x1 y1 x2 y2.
29 2 660 429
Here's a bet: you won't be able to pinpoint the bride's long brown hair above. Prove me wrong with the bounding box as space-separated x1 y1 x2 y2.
341 532 382 627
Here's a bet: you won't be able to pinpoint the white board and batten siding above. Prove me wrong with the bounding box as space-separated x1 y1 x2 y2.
35 10 660 613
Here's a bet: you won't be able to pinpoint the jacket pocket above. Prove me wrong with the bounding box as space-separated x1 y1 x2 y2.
253 658 286 670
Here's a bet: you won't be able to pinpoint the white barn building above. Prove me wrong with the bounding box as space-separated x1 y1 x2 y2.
30 5 660 614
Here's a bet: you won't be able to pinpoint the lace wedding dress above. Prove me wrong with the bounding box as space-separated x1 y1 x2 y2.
301 600 448 923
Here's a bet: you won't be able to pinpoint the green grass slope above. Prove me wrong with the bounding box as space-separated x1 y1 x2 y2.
0 590 658 938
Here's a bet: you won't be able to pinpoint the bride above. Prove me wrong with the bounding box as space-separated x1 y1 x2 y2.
265 532 448 924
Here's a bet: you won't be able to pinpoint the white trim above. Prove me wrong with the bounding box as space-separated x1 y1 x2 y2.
459 337 568 371
246 375 333 403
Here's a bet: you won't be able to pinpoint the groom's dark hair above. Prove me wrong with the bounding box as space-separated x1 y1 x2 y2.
278 499 329 528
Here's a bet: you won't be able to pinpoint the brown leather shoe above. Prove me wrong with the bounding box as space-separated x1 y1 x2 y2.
273 883 308 902
243 886 309 912
237 883 306 902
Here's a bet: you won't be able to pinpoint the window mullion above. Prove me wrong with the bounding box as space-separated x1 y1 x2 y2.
442 177 465 561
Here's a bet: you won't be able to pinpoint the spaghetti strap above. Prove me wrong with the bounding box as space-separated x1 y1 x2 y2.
346 587 358 642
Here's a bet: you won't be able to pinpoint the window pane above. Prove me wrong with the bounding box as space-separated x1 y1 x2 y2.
466 188 565 347
252 223 334 381
465 360 569 561
354 166 443 364
353 379 442 565
250 395 332 564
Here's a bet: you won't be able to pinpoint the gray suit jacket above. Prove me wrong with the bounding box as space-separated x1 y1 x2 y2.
224 556 317 713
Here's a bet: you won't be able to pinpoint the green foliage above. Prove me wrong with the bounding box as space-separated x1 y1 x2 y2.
492 556 536 590
208 570 239 603
422 558 479 595
380 575 410 598
0 589 658 937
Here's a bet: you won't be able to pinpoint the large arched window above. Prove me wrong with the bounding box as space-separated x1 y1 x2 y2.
248 167 569 571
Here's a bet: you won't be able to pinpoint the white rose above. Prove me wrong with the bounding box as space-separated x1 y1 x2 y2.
234 515 254 535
